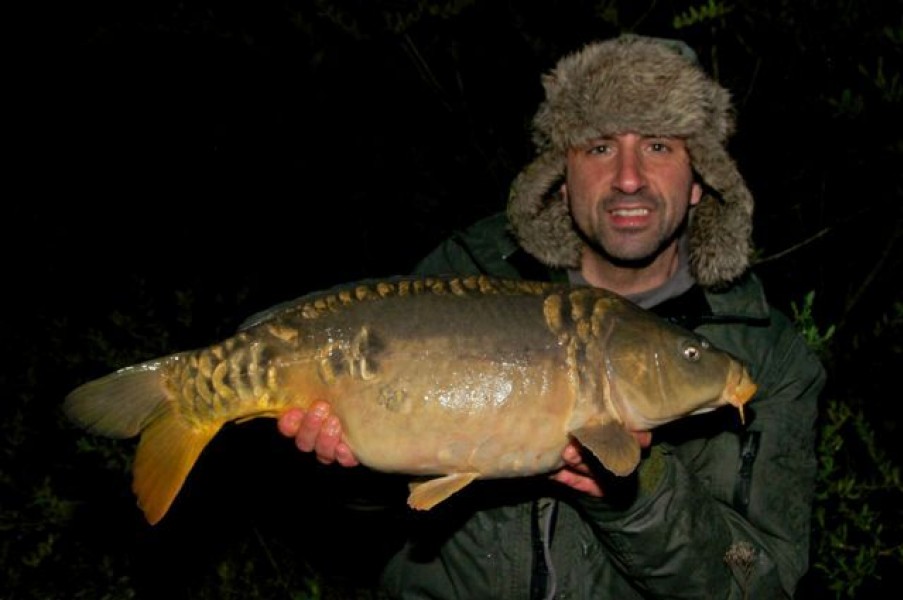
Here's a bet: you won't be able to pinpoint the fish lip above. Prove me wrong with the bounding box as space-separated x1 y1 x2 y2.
723 361 757 408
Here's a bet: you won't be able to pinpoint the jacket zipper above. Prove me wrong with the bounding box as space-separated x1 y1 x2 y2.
733 431 761 516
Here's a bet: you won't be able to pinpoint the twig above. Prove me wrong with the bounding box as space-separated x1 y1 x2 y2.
753 227 832 266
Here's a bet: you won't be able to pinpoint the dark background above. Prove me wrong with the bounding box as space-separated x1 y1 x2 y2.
5 0 901 597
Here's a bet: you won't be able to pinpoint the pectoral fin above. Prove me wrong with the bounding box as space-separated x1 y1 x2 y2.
571 422 641 477
407 472 480 510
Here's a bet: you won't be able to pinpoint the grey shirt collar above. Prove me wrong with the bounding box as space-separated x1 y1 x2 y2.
567 236 695 309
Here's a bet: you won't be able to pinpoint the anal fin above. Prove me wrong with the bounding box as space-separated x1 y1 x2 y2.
407 472 480 510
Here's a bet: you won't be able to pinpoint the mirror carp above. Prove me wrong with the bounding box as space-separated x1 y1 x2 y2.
64 276 756 525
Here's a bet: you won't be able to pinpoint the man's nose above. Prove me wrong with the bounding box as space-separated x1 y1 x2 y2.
613 149 646 194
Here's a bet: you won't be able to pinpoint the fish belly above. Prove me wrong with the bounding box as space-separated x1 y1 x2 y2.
335 352 575 477
275 288 581 479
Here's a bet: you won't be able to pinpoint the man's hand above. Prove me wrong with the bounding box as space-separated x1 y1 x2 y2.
277 401 359 467
551 432 652 497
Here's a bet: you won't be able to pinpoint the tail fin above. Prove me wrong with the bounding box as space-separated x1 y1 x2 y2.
64 358 221 525
64 360 170 439
132 404 218 524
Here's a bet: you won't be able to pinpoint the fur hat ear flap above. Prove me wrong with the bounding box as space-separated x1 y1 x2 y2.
507 151 583 268
686 141 755 288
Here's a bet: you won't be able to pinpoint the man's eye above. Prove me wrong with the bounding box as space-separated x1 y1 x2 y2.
649 142 670 153
589 144 611 155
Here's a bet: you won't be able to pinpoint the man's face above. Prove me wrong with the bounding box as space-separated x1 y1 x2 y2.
564 133 702 263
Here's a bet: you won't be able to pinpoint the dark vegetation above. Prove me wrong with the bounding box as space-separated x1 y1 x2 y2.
5 1 901 597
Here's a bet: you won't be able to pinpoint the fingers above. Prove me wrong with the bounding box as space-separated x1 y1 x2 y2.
315 415 359 467
333 439 360 468
277 408 304 438
634 431 652 448
561 441 585 468
552 432 652 497
276 402 359 467
553 441 604 496
550 467 604 497
295 401 330 453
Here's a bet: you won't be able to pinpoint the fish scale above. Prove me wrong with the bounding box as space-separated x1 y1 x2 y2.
171 336 286 423
64 275 757 525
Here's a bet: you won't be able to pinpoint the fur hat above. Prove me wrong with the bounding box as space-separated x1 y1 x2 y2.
507 34 754 288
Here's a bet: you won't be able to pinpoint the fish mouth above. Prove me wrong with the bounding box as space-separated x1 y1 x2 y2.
723 361 758 425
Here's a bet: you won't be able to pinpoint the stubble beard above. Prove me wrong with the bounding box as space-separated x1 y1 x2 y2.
583 192 686 269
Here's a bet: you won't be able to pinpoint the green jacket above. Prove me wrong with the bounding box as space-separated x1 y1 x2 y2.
379 213 825 599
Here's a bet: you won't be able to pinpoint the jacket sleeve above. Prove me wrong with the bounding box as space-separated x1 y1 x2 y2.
576 312 825 599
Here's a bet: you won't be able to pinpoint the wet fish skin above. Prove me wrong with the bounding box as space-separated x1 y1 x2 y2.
64 275 756 525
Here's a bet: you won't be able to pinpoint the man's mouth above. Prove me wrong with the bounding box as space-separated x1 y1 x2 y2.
608 206 652 228
611 208 650 217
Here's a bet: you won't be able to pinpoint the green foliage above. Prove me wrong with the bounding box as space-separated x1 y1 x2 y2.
795 293 903 597
812 398 903 598
673 0 733 30
313 0 476 38
866 55 902 104
828 88 866 119
831 52 901 118
186 533 326 600
791 291 836 358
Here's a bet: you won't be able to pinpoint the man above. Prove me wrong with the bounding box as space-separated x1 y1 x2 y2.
277 35 825 598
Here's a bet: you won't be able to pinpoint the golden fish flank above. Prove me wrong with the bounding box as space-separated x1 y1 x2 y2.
167 337 281 425
64 275 757 525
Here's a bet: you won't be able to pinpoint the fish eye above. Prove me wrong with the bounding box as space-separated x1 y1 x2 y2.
681 340 703 362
